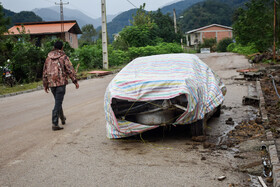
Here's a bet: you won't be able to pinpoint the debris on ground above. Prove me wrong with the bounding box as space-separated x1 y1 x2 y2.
242 96 260 106
191 136 206 142
217 176 226 181
220 145 228 150
237 68 259 73
248 52 277 64
201 156 206 160
223 120 266 148
226 117 235 125
258 176 268 187
260 66 280 131
203 142 216 149
243 72 264 81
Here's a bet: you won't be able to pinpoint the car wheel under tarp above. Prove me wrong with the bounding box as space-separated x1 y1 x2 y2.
191 119 204 136
213 105 221 118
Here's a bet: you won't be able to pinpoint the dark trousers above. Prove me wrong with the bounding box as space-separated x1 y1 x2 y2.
51 85 66 112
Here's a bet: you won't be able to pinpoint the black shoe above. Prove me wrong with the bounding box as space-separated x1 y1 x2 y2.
52 109 64 131
52 125 64 131
59 108 66 125
61 116 66 125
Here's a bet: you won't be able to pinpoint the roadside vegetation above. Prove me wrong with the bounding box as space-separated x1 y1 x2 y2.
0 3 184 95
0 81 42 95
0 0 278 94
228 0 275 56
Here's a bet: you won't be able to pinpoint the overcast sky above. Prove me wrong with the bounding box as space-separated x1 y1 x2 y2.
0 0 181 18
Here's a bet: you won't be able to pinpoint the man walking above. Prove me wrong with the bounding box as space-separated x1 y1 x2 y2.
43 41 79 131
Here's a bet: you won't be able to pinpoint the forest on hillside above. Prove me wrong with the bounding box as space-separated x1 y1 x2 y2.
3 8 42 27
102 0 249 41
178 0 234 32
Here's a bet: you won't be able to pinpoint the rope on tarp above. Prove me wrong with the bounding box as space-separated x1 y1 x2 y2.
122 99 183 124
140 133 174 150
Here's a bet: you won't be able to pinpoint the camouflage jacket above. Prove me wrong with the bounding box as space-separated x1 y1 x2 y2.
43 50 77 88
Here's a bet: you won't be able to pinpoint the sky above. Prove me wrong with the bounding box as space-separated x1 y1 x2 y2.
0 0 181 18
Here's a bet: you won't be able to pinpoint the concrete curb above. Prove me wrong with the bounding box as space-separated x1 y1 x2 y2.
257 80 280 187
0 86 44 98
273 164 280 187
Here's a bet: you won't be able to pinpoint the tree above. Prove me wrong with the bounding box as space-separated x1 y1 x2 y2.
0 3 11 66
150 9 181 43
113 4 159 48
79 24 97 46
116 24 159 48
179 0 233 32
232 0 273 52
0 4 9 34
131 3 152 26
11 11 42 24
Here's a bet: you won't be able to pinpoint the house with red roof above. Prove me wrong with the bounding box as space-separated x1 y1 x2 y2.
6 20 82 48
186 24 233 46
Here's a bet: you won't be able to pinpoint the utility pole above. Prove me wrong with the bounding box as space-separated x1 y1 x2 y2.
55 0 69 40
173 9 177 33
101 0 108 69
273 0 277 61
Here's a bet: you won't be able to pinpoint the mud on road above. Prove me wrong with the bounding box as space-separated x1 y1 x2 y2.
0 53 269 186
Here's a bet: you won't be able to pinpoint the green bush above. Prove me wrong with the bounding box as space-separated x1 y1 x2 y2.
157 42 183 53
117 24 159 48
108 48 130 67
227 43 259 56
70 42 183 72
128 42 183 59
11 41 45 83
200 38 217 52
217 38 233 52
43 39 74 57
1 37 75 83
71 41 130 70
227 43 235 52
71 44 103 71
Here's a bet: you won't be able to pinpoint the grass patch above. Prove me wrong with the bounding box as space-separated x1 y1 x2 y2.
0 81 42 95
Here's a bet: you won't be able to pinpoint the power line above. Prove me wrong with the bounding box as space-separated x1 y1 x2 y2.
55 0 69 39
42 0 96 20
42 0 96 24
68 3 95 19
41 0 56 4
126 0 137 8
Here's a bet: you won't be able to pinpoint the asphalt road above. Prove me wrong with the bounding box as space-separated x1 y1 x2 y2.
0 53 259 186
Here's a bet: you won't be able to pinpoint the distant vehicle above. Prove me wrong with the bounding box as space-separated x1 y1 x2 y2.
104 54 226 139
1 64 16 87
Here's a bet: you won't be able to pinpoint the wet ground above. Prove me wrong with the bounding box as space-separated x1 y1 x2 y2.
0 53 270 186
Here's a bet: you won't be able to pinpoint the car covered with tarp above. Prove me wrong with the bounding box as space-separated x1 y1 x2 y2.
104 53 226 139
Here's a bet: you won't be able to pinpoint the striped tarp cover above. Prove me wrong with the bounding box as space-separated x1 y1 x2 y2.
104 53 226 139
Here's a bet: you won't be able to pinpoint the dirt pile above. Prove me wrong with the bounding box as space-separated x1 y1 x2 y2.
249 52 280 63
225 120 266 147
261 66 280 130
